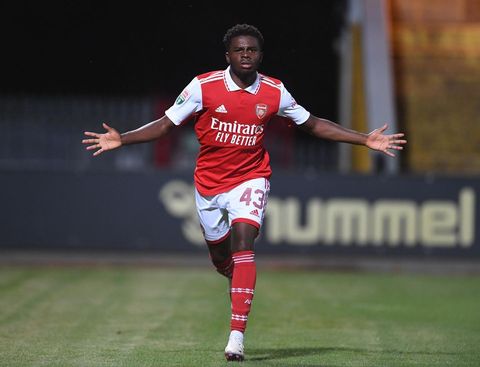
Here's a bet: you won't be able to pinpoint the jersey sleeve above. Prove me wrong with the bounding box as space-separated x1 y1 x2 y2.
277 84 310 125
165 77 203 125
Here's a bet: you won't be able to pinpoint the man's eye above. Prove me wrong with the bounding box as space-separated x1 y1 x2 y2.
233 48 257 53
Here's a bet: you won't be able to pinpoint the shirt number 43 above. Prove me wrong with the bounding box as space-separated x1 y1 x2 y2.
239 188 265 209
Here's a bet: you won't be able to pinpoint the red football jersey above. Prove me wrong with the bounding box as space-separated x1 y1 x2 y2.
165 67 309 195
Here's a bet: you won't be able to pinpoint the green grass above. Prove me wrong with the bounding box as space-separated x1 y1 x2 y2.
0 265 479 366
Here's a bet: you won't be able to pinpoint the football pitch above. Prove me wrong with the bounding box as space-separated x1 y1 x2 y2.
1 265 479 366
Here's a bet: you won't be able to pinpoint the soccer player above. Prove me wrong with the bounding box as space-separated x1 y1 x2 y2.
82 24 406 361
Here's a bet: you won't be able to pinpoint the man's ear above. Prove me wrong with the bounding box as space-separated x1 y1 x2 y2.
225 52 230 64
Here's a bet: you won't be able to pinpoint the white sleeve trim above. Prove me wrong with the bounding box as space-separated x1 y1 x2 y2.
277 84 310 125
165 77 203 125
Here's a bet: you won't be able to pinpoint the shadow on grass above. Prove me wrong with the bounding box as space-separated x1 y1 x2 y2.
248 346 458 362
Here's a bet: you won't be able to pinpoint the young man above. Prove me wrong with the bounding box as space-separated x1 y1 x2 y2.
83 24 406 361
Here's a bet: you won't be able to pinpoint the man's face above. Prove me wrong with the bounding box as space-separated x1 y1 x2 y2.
225 35 263 77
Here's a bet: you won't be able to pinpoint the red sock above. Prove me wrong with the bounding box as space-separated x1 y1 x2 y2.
230 250 256 332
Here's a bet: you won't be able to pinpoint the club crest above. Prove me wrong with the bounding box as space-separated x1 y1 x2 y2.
255 104 268 119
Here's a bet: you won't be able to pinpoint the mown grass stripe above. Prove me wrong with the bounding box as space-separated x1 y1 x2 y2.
0 267 479 367
0 268 89 326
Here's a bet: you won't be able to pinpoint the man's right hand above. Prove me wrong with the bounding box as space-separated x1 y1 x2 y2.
83 123 122 156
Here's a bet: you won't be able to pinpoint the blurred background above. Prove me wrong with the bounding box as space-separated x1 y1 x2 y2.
1 0 479 261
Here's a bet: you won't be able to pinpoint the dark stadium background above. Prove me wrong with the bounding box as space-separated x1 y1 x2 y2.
1 1 478 257
1 1 345 119
1 1 346 173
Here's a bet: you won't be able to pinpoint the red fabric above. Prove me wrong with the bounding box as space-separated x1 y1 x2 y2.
231 218 260 229
193 72 282 196
230 250 256 332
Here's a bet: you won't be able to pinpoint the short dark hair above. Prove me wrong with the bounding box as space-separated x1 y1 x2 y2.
223 24 264 51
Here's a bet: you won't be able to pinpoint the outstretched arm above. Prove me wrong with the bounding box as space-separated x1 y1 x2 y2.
82 115 176 156
298 115 406 157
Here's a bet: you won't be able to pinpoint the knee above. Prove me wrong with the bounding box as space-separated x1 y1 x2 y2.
210 251 228 265
208 249 234 279
208 245 230 264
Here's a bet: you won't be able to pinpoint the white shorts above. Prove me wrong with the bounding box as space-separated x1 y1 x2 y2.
195 177 270 243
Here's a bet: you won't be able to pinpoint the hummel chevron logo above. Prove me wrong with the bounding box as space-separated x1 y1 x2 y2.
215 104 228 113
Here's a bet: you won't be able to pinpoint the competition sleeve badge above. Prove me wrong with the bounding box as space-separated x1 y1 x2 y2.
255 104 268 119
175 89 190 105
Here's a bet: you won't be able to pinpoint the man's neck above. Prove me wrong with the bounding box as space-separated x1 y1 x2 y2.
229 69 257 90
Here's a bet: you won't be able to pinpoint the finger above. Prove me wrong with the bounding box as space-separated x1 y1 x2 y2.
384 150 395 157
391 133 405 138
82 138 98 144
86 145 98 151
84 131 99 137
93 148 104 156
389 146 403 150
102 122 111 131
389 138 407 144
378 123 388 133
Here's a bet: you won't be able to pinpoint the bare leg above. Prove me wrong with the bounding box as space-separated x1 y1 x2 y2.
230 222 257 253
206 233 233 279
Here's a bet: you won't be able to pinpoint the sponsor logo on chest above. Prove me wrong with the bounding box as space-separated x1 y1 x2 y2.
210 117 264 147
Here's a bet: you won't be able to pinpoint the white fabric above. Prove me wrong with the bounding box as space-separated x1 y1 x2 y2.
165 67 310 126
165 77 202 125
277 86 311 124
194 177 270 242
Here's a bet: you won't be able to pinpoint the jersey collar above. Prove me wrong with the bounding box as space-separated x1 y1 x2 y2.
224 66 261 94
